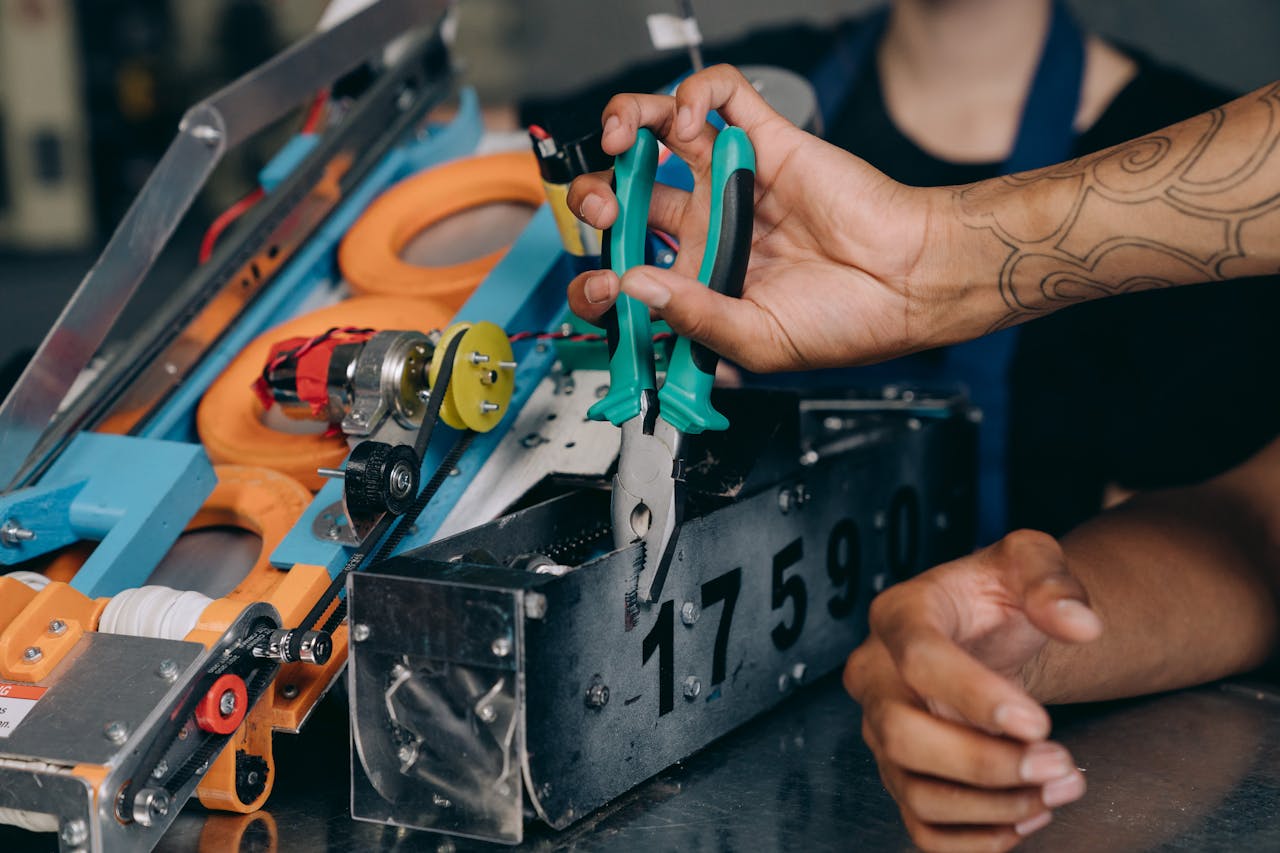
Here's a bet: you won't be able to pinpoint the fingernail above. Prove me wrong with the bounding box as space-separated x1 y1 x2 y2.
1020 742 1074 784
621 270 671 309
603 115 620 139
1057 599 1103 634
1042 771 1086 808
583 272 616 305
580 193 605 224
994 703 1048 741
1015 810 1053 836
677 106 694 136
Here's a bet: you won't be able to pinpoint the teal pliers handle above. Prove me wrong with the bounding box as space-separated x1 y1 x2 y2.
586 126 756 433
587 129 660 426
659 126 755 434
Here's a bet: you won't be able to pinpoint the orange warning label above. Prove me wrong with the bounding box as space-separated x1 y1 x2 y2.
0 681 47 737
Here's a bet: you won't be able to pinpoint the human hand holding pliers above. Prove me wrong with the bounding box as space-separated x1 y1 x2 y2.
588 124 756 603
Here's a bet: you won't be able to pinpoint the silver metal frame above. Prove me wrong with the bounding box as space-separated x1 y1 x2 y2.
0 0 450 492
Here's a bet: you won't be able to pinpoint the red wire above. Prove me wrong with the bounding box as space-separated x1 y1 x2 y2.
198 187 266 264
650 229 680 254
301 90 328 134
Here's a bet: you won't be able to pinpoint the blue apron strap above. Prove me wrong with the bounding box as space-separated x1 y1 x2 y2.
950 0 1084 545
810 9 889 132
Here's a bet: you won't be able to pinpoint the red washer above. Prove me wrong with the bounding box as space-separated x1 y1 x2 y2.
194 673 248 735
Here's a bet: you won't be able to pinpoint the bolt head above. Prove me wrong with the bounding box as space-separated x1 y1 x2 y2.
22 646 42 662
104 721 128 744
398 743 417 765
525 592 548 620
47 619 66 636
157 659 179 682
791 662 808 683
281 683 299 699
476 703 498 723
682 676 702 700
585 682 610 709
218 689 237 717
680 601 700 626
352 623 371 642
777 489 793 514
491 636 513 658
60 819 88 847
777 673 793 693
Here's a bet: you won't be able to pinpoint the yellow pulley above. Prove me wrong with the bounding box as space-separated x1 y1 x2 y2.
428 321 516 432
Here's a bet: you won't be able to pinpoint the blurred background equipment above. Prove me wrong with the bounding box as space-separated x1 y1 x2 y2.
0 0 93 250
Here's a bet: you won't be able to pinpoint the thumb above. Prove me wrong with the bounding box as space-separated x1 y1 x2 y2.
998 531 1103 645
619 265 775 370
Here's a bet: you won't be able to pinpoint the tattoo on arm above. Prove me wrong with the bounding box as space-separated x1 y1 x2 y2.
957 82 1280 332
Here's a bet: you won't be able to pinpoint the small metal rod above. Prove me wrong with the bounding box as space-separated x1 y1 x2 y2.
317 467 346 479
677 0 705 72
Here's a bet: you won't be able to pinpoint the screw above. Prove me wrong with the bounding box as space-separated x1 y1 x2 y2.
798 449 820 467
317 467 345 480
131 787 171 827
479 369 499 386
907 417 922 431
491 636 512 658
219 689 237 717
389 462 414 498
794 485 810 507
680 601 700 626
778 488 793 514
432 793 453 808
498 360 517 370
398 743 417 765
22 646 42 662
152 759 169 779
0 519 35 546
682 676 701 701
585 682 610 710
778 673 793 693
476 703 497 723
791 662 808 683
352 623 371 642
60 819 88 847
281 683 299 699
469 351 490 364
449 466 461 477
47 619 66 636
480 400 500 414
104 721 128 744
417 389 431 402
158 659 179 682
525 593 548 620
823 415 844 432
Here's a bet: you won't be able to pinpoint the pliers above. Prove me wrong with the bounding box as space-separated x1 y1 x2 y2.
588 125 756 603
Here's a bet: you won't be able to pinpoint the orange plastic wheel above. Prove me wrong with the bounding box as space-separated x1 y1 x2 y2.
338 151 545 310
197 296 453 490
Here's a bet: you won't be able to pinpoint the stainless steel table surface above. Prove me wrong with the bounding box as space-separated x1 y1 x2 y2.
4 674 1279 852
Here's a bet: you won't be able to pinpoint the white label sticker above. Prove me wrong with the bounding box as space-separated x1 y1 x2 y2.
647 13 703 50
0 682 47 738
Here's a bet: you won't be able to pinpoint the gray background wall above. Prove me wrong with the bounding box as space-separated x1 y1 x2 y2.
451 0 1280 102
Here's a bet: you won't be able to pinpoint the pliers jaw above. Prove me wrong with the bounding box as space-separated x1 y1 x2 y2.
611 391 685 603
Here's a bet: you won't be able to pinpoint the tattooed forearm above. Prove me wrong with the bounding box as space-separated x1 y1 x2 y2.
955 81 1280 332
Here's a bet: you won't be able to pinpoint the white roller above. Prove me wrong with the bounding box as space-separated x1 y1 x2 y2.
98 586 213 641
4 571 50 592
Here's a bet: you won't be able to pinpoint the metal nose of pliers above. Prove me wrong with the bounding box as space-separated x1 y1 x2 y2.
612 391 685 603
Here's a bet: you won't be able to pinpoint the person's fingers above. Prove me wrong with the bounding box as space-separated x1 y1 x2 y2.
614 265 786 371
899 815 1028 853
869 585 1051 741
994 530 1104 645
600 92 720 168
866 698 1073 788
671 64 788 141
893 772 1055 826
567 270 621 326
567 172 618 230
